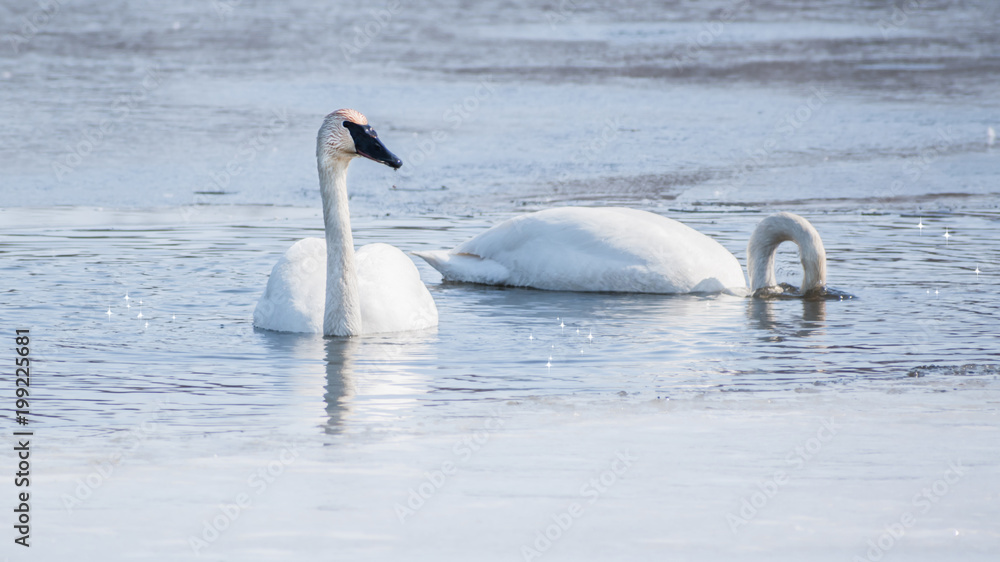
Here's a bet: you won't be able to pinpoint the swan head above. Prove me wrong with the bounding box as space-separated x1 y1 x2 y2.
317 109 402 169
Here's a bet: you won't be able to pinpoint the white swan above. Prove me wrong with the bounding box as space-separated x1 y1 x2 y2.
415 208 828 297
746 211 827 297
253 109 438 336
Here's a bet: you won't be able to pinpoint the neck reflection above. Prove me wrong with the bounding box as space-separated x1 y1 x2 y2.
746 298 827 339
324 332 435 435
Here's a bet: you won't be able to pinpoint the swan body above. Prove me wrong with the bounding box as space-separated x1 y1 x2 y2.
416 207 747 293
253 109 438 336
254 239 438 334
417 208 828 297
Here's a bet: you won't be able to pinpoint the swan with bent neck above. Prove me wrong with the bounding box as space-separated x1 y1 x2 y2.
253 109 438 336
416 208 828 296
746 212 826 297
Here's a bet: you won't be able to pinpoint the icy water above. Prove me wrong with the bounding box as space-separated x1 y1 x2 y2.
2 0 1000 560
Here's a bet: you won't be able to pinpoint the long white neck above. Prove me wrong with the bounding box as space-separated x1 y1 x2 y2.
746 212 827 294
318 156 363 337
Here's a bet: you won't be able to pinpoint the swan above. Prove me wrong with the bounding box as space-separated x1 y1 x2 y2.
253 109 438 336
745 211 827 298
415 208 828 297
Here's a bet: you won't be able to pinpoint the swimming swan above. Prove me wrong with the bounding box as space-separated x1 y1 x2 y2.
745 211 827 297
253 109 438 336
415 208 827 297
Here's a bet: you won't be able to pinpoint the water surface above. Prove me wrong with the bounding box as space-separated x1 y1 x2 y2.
1 0 998 560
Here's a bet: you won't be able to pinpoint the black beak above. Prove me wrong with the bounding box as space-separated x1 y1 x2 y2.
344 121 403 169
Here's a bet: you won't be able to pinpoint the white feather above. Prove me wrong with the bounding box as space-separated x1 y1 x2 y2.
417 207 746 293
253 109 438 336
417 207 828 297
254 239 437 334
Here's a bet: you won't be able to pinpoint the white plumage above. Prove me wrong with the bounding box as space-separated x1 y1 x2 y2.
253 109 438 336
417 207 748 294
254 239 438 334
417 208 829 297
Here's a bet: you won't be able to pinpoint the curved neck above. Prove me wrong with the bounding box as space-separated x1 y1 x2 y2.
746 213 827 293
319 156 362 336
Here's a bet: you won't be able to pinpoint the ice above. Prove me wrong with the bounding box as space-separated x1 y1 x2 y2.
1 0 999 559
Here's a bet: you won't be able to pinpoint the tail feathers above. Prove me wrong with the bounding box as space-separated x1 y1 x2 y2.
414 251 510 285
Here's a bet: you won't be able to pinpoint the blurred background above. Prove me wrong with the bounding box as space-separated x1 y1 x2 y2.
2 0 997 215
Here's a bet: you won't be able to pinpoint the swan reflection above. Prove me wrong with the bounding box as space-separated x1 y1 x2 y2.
746 298 827 339
256 329 434 435
323 332 435 435
323 337 359 434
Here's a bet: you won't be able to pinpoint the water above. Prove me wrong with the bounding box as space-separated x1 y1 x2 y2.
2 1 999 560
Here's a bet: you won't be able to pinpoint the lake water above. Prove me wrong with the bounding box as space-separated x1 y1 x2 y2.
1 0 999 560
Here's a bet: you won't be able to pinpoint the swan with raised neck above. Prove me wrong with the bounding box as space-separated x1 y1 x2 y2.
746 212 827 296
253 109 433 337
317 109 402 336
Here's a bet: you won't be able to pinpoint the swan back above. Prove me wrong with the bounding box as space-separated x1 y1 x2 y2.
254 237 327 333
746 212 826 294
419 207 746 293
355 243 438 334
253 239 438 334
